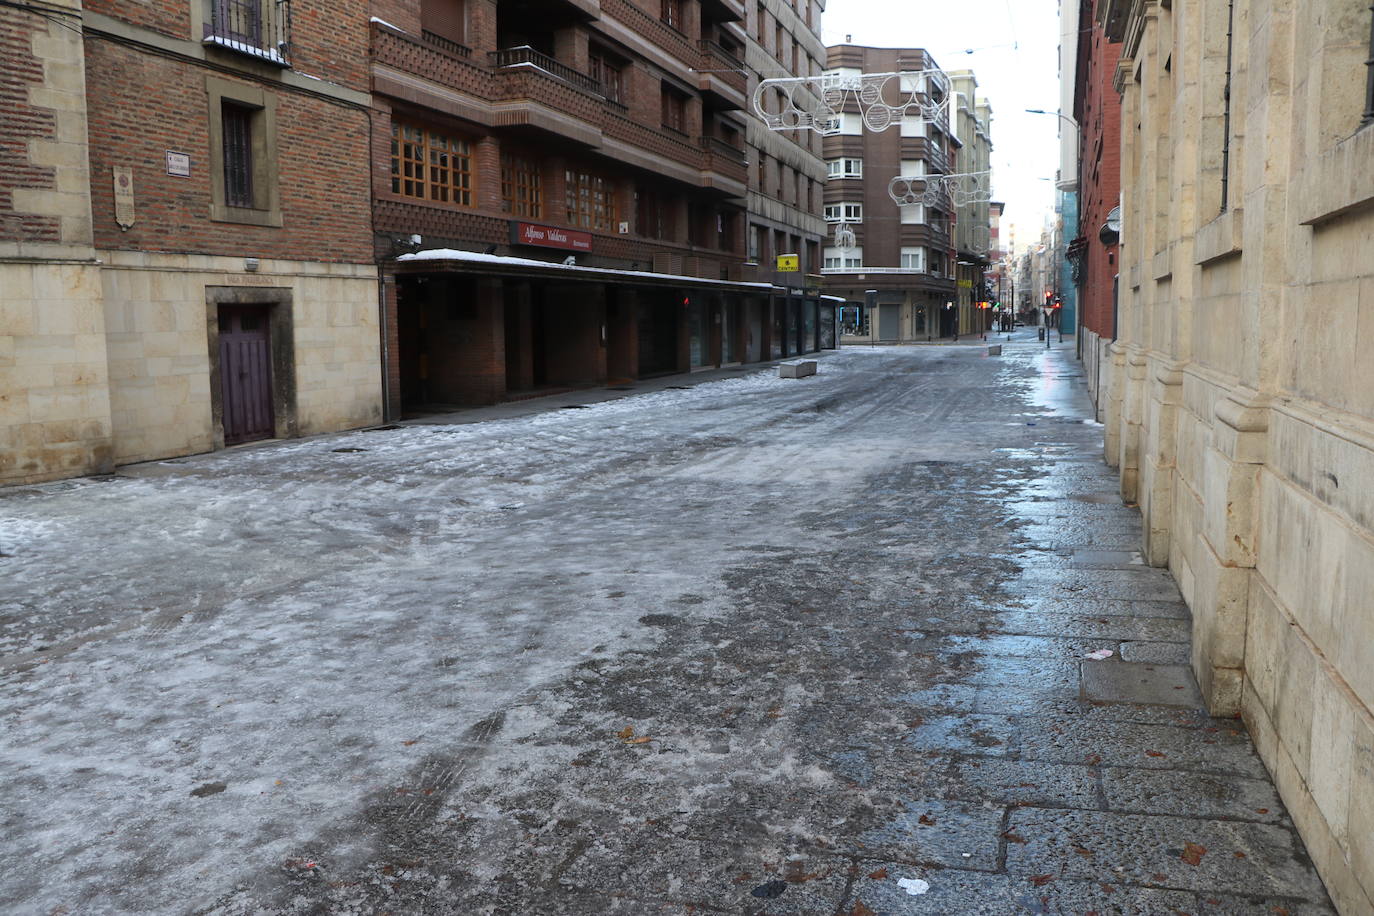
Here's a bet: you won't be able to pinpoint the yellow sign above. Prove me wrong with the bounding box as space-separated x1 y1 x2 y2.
776 254 799 272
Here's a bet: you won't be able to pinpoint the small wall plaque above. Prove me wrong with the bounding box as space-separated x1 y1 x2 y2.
113 166 134 230
166 151 190 177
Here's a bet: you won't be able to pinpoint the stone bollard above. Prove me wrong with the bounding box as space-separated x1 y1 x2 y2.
779 360 817 379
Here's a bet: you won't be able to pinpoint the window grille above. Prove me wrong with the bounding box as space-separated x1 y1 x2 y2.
221 103 255 208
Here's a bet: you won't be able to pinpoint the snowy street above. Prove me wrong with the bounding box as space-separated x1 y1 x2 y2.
0 336 1332 914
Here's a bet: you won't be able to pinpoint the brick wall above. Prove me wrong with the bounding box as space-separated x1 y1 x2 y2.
0 8 60 245
1075 6 1122 340
84 40 372 263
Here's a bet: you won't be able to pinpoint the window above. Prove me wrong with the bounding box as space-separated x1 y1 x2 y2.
838 113 862 135
822 246 862 269
206 76 280 226
391 121 472 205
566 169 617 230
590 49 623 103
636 185 667 239
420 0 466 46
1366 4 1374 127
756 154 767 190
774 23 783 59
823 202 862 222
900 247 925 271
755 3 765 40
661 86 687 133
661 0 681 29
501 152 542 217
900 202 924 225
826 157 862 178
900 115 925 137
221 103 255 208
900 158 925 177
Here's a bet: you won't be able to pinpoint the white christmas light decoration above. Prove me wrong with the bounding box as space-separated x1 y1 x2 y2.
753 69 951 136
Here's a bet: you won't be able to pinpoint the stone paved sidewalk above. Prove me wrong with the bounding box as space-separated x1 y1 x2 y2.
0 338 1333 914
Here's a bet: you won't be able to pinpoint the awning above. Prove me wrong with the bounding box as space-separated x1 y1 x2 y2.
393 248 779 295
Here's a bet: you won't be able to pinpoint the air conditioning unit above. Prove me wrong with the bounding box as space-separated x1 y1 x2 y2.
618 221 630 234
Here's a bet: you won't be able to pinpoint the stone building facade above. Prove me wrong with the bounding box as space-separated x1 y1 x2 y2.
820 44 958 342
2 0 382 484
1098 0 1374 910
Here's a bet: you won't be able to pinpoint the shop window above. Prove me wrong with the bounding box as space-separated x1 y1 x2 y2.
391 120 473 206
567 169 618 231
207 76 280 226
501 152 542 217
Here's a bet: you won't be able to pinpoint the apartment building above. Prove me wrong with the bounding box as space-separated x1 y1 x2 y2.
1096 1 1374 909
948 70 993 336
820 44 958 342
369 0 835 412
1 0 382 485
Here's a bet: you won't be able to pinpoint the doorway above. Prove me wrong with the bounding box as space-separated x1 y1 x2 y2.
217 305 274 445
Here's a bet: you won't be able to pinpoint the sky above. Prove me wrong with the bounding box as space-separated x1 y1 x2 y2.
818 0 1067 255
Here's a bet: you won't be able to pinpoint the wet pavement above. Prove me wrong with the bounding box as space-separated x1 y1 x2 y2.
0 333 1334 914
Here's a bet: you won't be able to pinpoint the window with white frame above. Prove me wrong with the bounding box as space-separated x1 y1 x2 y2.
900 246 925 271
839 112 863 135
899 158 926 177
826 157 863 178
898 72 925 93
823 202 862 222
900 115 925 137
822 246 862 269
900 202 924 224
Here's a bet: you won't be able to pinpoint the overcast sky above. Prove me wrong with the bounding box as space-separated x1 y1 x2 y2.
818 0 1067 254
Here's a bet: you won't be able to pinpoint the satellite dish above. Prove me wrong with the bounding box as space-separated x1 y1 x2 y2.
1099 205 1121 245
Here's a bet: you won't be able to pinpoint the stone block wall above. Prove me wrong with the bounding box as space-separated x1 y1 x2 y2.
1098 0 1374 910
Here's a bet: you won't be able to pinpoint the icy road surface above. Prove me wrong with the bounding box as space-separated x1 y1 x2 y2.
0 340 1332 914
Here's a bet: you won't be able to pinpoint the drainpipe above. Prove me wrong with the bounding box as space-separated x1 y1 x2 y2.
1220 0 1237 211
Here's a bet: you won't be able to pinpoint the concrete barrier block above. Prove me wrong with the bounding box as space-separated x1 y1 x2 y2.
987 345 1003 356
779 360 817 379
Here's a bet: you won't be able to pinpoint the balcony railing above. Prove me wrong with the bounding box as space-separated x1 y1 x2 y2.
489 45 601 96
205 0 291 66
697 38 743 71
699 135 746 163
422 29 472 58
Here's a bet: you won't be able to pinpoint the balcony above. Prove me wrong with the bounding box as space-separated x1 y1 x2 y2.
490 46 601 95
699 135 747 193
422 29 472 59
699 0 743 22
489 46 605 146
204 0 291 66
697 39 746 109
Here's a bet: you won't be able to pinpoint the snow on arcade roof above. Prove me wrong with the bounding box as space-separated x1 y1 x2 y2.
396 248 778 292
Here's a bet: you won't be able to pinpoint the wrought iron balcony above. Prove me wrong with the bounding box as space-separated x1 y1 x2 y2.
489 45 601 96
205 0 291 66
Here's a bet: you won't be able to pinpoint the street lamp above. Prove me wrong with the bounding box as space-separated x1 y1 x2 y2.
1025 108 1079 130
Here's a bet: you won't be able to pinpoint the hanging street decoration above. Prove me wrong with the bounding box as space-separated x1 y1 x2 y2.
752 69 951 136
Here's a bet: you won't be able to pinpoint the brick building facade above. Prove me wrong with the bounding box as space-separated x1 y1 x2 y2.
820 45 958 343
1069 0 1123 418
2 0 382 484
369 0 833 413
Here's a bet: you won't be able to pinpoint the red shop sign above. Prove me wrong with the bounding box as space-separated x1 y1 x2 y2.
510 222 593 252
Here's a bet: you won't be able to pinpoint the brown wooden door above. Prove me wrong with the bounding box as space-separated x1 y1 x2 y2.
218 306 274 445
